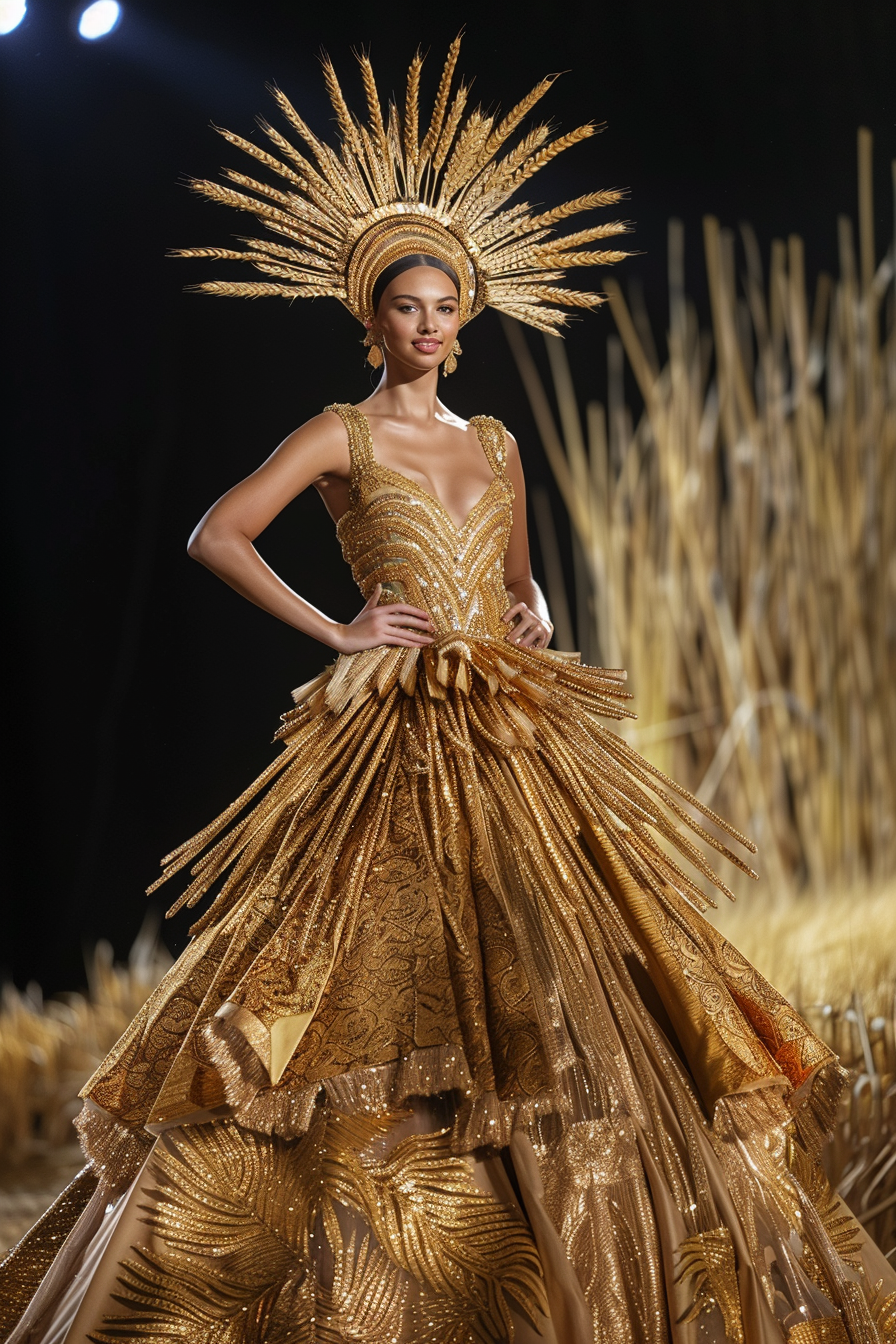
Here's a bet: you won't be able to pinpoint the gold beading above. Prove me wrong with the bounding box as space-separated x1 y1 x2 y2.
346 212 480 324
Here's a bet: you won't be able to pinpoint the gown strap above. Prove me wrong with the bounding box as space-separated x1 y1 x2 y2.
469 413 509 480
324 402 374 504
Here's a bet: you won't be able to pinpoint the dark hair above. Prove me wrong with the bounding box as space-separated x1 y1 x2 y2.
372 253 460 313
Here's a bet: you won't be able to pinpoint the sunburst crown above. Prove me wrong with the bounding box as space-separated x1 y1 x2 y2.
172 35 632 334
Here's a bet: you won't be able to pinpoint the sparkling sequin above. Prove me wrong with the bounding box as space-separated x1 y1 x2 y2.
3 404 890 1341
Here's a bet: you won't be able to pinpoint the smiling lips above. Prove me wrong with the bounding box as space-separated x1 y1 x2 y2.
412 340 442 354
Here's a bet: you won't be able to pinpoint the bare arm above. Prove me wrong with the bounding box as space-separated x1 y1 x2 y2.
500 432 554 648
187 411 434 653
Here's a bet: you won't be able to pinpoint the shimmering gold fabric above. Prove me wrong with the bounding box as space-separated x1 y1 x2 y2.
788 1322 852 1343
335 404 515 639
82 1106 549 1344
675 1227 743 1342
3 405 894 1342
0 1169 99 1336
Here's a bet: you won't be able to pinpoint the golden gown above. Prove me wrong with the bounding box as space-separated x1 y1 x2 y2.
2 404 893 1344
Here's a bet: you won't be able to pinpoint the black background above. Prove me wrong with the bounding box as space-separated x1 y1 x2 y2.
2 0 894 993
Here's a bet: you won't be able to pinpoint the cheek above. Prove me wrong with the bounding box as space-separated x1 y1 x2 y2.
381 314 417 344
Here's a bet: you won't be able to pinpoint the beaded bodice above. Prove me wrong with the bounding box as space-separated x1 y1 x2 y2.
328 404 515 640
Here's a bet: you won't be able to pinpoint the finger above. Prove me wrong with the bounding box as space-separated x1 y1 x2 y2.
506 618 537 643
382 621 433 638
515 624 542 646
501 602 526 622
381 612 434 631
363 583 383 610
380 604 432 620
379 618 433 637
381 615 432 628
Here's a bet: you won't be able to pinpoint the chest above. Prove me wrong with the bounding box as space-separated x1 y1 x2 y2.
364 421 496 530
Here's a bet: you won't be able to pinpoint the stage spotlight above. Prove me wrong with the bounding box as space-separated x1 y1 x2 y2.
78 0 121 39
0 0 26 35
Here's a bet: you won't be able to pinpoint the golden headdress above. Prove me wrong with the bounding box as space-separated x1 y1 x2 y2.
173 35 631 334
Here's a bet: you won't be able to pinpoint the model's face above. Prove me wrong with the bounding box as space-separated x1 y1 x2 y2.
372 265 460 375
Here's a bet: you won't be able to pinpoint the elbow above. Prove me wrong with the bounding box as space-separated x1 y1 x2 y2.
187 520 220 563
187 518 246 567
187 526 207 562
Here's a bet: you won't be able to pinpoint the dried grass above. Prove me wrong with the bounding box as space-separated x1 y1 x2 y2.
505 127 895 1253
0 921 171 1168
506 127 895 902
0 921 172 1252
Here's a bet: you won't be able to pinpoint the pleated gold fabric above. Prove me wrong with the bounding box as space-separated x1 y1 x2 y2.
2 405 894 1343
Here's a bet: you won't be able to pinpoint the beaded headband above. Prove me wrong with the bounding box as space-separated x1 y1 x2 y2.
348 215 477 323
371 253 460 315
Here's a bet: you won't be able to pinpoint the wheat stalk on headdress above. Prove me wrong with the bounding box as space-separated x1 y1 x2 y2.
173 34 632 334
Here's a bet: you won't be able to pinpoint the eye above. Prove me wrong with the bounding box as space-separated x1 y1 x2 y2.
398 303 417 313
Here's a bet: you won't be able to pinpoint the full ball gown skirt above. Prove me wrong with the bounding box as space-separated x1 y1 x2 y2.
2 404 894 1344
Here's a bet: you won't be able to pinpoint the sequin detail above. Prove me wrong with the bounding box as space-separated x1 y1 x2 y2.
3 403 891 1341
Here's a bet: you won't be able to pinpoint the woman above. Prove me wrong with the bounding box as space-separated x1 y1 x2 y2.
2 38 893 1344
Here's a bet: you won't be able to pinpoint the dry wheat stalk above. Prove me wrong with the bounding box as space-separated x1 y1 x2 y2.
504 126 895 1253
506 126 896 898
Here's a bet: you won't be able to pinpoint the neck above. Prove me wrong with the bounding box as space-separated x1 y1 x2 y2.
367 359 443 420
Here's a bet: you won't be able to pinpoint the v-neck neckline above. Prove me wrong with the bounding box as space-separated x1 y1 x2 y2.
355 407 500 533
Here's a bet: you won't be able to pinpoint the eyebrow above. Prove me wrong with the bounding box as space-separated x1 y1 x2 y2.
389 293 458 304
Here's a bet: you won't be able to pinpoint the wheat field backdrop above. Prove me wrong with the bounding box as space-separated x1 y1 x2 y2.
505 127 895 1253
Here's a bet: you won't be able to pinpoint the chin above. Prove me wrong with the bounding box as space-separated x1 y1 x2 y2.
402 352 441 373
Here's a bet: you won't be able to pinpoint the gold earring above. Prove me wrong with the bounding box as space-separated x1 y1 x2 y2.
363 330 384 368
442 338 462 377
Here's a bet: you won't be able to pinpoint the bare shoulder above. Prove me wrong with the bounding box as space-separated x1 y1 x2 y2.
281 409 351 451
269 410 351 481
500 425 521 462
500 427 524 487
473 410 518 450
